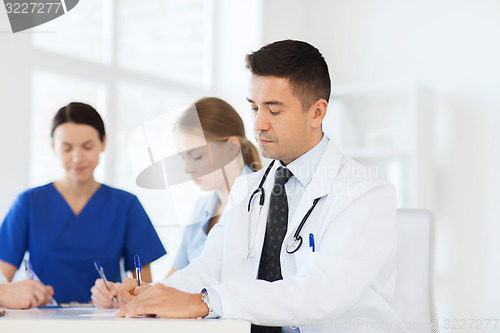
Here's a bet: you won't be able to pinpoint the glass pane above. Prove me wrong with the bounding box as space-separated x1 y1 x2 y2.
117 0 208 86
30 70 106 186
33 1 107 64
114 80 197 227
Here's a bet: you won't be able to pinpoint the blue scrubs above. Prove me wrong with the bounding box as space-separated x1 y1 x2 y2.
0 183 166 303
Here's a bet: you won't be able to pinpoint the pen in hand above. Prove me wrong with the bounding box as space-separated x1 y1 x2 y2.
93 260 117 306
24 258 58 306
134 255 142 287
24 258 37 281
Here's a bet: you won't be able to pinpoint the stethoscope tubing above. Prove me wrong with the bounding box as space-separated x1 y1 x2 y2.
247 160 321 255
247 160 275 213
286 197 320 254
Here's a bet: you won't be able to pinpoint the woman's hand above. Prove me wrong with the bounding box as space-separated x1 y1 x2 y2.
90 279 121 308
0 279 54 309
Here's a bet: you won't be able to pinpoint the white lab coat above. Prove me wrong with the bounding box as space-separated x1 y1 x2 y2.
162 138 405 333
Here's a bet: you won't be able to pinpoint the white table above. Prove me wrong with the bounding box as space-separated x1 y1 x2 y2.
0 307 250 333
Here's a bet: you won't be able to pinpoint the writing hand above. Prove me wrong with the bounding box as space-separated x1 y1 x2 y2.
91 279 121 308
117 277 149 307
0 279 54 309
115 284 208 319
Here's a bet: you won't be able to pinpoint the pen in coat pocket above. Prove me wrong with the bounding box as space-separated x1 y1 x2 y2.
309 233 315 252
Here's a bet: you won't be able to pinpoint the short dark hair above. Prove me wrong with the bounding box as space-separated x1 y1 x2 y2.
245 39 331 111
51 102 106 142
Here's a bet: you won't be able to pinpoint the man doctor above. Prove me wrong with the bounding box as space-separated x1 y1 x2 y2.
116 40 403 332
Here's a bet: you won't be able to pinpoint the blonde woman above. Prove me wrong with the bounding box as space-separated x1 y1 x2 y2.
170 97 261 275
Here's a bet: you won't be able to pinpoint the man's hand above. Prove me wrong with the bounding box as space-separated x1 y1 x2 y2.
117 277 149 307
91 279 121 308
115 284 209 319
0 279 54 309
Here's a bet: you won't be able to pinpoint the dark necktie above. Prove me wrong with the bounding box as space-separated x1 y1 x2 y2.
252 167 293 333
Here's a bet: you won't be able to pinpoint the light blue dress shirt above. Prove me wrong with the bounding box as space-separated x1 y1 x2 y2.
207 135 329 325
278 134 329 220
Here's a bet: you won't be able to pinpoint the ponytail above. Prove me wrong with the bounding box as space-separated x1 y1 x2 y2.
178 97 262 171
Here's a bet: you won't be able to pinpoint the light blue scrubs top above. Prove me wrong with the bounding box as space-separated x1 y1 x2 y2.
173 165 253 270
172 191 219 270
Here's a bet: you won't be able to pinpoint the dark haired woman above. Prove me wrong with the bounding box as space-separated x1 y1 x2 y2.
0 102 166 308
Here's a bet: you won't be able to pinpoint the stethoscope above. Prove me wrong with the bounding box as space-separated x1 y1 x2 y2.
245 160 321 259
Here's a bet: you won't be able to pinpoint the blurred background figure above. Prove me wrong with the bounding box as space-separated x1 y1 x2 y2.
168 97 261 275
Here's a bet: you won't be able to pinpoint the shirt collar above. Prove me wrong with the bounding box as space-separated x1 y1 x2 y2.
278 134 329 187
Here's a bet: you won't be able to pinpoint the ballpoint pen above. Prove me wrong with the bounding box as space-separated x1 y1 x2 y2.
134 255 142 286
93 260 117 306
24 258 59 306
24 258 37 280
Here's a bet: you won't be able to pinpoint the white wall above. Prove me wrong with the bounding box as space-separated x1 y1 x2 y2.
0 11 32 215
262 0 500 327
210 0 264 143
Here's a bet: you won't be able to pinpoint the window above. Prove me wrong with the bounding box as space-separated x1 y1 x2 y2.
29 0 214 280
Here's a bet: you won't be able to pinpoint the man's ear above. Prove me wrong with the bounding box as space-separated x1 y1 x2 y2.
310 99 328 129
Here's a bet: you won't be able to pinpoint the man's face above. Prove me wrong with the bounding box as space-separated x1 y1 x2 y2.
247 75 315 165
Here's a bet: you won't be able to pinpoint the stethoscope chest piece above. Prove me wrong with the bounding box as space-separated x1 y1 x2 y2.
286 236 303 254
